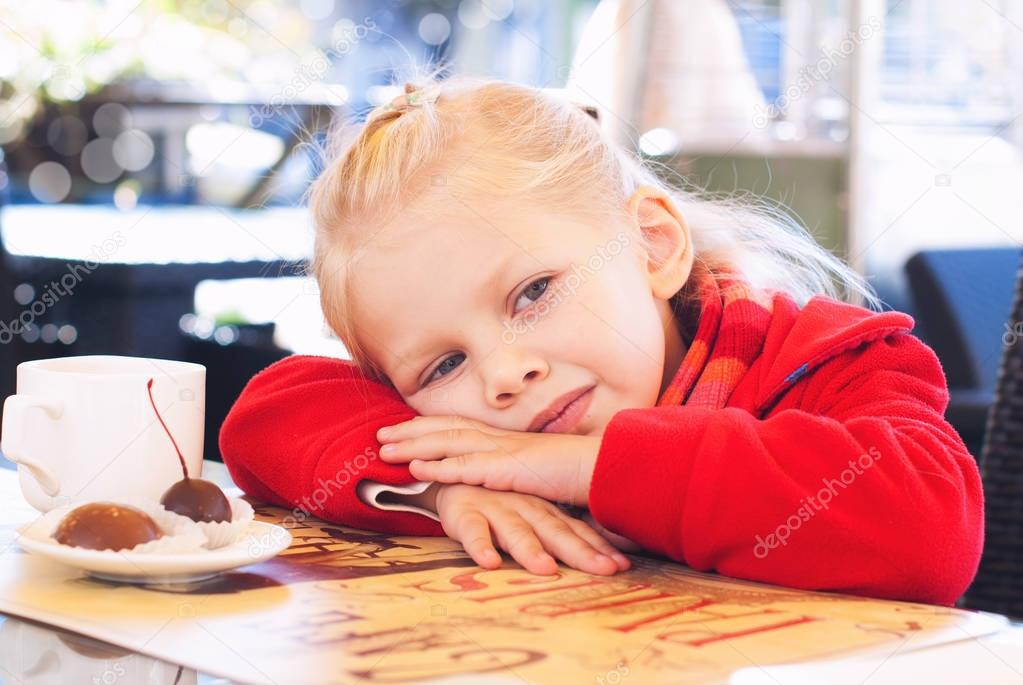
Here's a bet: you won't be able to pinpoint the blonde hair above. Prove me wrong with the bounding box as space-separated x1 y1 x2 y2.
306 75 877 385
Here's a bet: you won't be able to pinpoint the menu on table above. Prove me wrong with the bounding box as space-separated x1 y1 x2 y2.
0 472 1006 685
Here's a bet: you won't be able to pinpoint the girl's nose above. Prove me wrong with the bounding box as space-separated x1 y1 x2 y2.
484 353 548 407
494 369 543 403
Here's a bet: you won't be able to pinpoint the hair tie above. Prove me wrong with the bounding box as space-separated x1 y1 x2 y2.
367 82 442 124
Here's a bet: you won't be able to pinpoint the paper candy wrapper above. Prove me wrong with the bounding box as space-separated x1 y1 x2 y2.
150 496 254 549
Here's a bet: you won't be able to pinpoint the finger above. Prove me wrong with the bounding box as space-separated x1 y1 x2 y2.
378 416 508 443
559 509 628 558
450 510 503 570
409 453 518 492
490 514 559 575
520 508 619 576
580 510 644 554
411 453 562 503
377 416 464 442
563 516 632 571
379 429 501 463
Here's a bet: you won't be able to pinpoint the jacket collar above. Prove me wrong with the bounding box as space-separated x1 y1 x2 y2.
753 294 916 412
657 273 916 412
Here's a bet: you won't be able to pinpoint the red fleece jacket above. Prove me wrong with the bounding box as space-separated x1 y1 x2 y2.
219 295 983 606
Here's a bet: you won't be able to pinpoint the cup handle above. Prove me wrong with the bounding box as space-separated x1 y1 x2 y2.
1 395 64 497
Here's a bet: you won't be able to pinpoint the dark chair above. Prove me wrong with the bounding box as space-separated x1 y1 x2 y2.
963 252 1023 619
905 248 1022 458
181 322 289 462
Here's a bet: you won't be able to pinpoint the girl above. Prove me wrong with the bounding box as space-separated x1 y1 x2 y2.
220 77 983 606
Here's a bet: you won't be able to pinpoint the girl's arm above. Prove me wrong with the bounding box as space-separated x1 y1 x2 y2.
587 331 983 606
361 481 643 552
218 355 444 536
221 377 628 576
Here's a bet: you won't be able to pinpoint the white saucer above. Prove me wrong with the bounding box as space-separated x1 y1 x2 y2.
16 514 292 585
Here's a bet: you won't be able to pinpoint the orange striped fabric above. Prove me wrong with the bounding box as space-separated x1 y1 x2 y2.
656 274 775 409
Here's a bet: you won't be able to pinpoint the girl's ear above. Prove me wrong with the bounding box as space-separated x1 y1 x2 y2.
626 186 695 301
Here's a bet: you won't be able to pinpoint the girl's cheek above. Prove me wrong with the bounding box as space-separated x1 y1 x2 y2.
418 383 467 415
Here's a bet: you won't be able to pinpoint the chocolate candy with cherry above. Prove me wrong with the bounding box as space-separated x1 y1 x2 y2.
145 378 232 524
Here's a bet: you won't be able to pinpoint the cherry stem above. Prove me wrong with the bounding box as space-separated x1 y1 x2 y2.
146 378 189 480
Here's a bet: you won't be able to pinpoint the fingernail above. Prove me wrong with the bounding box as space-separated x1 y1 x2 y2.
612 553 630 567
593 553 613 564
380 444 397 455
377 427 392 438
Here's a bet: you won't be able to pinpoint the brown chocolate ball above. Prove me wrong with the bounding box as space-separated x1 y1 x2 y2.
53 502 163 551
160 477 231 524
145 377 232 525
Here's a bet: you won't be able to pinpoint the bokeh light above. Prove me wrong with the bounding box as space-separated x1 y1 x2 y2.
113 180 141 210
47 115 88 156
92 102 131 138
112 129 155 172
80 138 123 184
13 284 34 306
458 0 490 30
20 324 40 344
28 162 72 203
40 324 58 344
57 324 78 345
44 63 87 101
418 13 451 46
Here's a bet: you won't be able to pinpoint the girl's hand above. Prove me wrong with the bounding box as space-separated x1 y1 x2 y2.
579 509 644 554
433 483 631 575
377 415 600 507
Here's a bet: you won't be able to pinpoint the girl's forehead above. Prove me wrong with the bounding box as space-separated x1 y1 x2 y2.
356 225 553 292
368 201 585 260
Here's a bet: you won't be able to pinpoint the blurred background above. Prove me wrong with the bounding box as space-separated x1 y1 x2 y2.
0 0 1021 466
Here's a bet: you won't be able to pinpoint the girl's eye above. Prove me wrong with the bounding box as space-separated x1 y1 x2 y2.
513 276 552 313
421 276 552 388
424 353 465 386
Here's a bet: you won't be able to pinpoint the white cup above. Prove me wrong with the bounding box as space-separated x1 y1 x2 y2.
1 355 206 513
